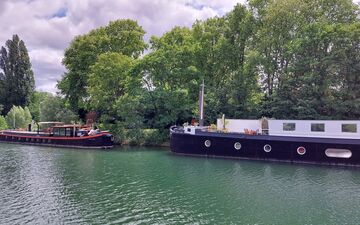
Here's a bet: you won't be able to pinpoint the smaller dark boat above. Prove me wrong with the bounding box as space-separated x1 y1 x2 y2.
0 122 113 149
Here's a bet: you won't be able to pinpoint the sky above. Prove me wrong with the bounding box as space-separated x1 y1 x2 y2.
0 0 359 93
0 0 245 93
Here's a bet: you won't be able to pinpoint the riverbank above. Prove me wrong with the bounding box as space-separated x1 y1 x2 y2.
110 128 169 147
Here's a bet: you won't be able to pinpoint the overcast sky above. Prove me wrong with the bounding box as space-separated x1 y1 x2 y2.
0 0 358 93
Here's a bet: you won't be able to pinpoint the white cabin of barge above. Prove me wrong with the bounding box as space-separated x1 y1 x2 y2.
216 119 360 139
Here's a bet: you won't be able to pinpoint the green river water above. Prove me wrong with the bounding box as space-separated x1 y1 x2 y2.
1 143 360 224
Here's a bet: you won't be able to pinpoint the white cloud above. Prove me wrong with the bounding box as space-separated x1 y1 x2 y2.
29 48 64 93
0 0 244 93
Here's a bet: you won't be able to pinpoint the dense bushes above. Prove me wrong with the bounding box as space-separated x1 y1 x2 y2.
107 122 168 146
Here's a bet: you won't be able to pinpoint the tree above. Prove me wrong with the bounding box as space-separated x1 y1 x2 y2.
326 22 360 119
135 27 198 129
0 115 7 130
28 91 52 121
39 95 78 123
87 52 136 115
5 106 32 129
0 77 4 112
0 35 35 114
58 19 147 111
87 52 144 129
191 6 261 121
251 0 360 119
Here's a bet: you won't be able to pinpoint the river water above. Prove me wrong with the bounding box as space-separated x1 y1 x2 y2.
1 143 360 224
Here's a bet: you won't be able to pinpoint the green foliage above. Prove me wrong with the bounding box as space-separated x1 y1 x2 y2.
135 27 201 128
192 6 261 121
143 129 168 146
0 115 7 130
88 53 136 114
0 35 35 114
28 91 52 121
39 95 78 123
102 122 126 145
126 129 145 146
5 106 32 129
58 19 147 111
256 0 360 119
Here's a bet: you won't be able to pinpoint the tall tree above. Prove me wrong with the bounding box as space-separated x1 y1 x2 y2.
58 19 147 112
0 34 35 115
135 27 198 129
192 5 260 121
28 91 53 121
252 0 360 119
87 52 138 123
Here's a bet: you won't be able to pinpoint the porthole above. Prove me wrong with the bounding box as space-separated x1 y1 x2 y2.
297 146 306 155
234 142 242 150
263 144 272 153
325 148 352 158
204 140 211 148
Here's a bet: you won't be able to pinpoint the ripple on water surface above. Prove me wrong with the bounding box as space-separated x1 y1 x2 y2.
1 144 360 224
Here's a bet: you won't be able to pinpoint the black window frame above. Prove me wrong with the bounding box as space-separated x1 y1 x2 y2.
311 123 325 132
342 124 357 133
283 123 296 131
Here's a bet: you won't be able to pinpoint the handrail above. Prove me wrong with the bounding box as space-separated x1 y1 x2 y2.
170 125 184 133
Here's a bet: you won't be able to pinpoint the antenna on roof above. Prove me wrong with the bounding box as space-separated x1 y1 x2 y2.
199 79 205 126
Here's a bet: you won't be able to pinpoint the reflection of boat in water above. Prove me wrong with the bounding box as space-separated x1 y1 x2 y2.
170 83 360 167
0 122 114 149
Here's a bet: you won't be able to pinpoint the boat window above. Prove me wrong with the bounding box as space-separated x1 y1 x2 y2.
66 128 72 137
53 128 59 136
59 128 66 136
325 148 352 158
283 123 296 131
234 142 242 150
342 124 357 133
263 144 272 152
311 123 325 132
204 140 211 148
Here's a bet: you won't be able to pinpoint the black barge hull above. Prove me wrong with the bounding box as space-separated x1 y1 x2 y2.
0 132 114 149
170 129 360 167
